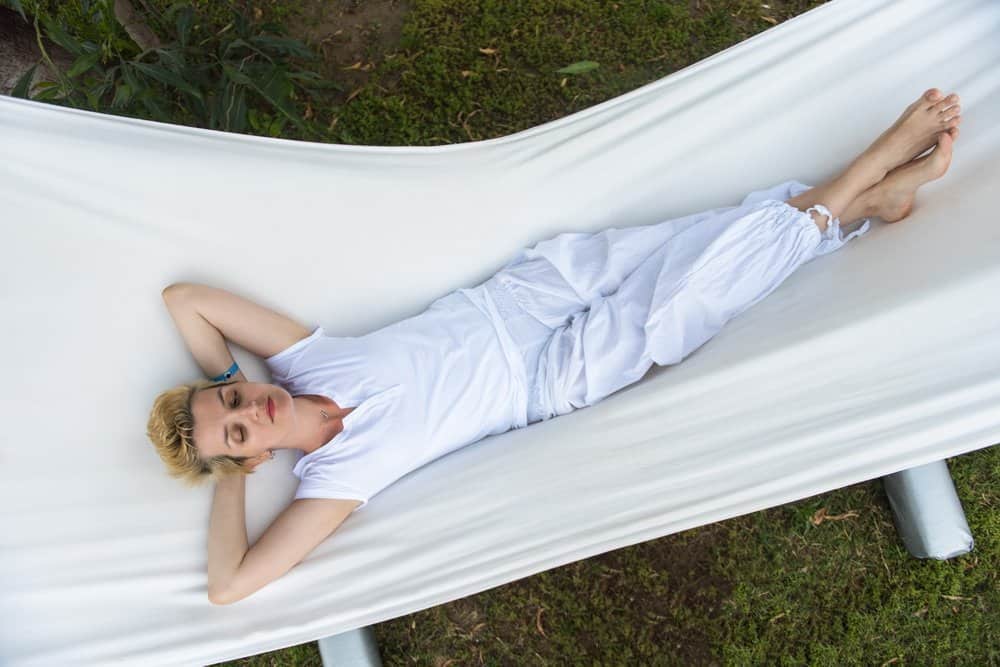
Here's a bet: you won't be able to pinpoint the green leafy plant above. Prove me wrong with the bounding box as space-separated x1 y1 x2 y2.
6 1 341 138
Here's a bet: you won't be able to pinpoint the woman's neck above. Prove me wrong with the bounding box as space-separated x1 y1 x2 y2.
287 394 350 454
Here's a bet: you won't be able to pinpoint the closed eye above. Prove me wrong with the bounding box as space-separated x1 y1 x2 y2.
228 391 245 443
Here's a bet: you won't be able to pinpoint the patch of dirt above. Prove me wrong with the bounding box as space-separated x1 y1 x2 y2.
283 0 412 101
583 524 734 665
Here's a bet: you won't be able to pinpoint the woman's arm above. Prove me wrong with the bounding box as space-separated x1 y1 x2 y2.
208 474 249 599
161 282 312 376
162 285 247 384
209 496 361 605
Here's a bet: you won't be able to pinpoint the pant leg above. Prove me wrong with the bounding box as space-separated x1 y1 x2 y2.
534 195 869 420
492 180 871 422
500 203 737 311
498 179 857 310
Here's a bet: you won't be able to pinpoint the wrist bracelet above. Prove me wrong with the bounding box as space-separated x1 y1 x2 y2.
210 361 239 383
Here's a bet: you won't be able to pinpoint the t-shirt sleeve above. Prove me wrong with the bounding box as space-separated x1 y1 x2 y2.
294 470 369 510
265 325 324 383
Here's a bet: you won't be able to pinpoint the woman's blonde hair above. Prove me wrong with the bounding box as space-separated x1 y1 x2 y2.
146 378 255 486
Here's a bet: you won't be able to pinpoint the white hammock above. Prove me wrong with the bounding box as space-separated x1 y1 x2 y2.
2 0 998 663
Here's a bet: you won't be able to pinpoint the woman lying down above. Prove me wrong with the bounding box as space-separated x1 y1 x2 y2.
147 88 961 605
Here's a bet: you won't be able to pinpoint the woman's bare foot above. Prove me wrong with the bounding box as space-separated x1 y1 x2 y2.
784 91 959 232
859 88 962 179
857 130 955 223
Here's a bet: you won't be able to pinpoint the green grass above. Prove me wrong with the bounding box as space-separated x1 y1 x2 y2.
112 1 994 664
329 0 826 146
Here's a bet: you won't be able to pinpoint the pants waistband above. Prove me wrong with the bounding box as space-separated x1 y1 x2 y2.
483 276 553 425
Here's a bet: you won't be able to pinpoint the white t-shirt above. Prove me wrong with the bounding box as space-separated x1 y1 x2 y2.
264 288 526 512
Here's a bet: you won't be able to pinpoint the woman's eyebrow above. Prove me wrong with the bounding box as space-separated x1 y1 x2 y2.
217 388 230 449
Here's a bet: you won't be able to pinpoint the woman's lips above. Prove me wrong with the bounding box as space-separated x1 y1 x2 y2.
267 396 275 422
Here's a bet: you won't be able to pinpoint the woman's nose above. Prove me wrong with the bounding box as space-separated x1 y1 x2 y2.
242 400 261 421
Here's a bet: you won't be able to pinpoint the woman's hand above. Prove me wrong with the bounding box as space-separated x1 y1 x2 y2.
243 450 275 473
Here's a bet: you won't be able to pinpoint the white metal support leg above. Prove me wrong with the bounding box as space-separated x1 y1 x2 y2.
882 459 974 559
318 626 383 667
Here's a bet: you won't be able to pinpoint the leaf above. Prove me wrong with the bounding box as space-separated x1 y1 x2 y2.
11 64 38 98
286 69 341 91
221 38 254 59
555 61 600 75
247 107 263 132
120 63 142 92
132 62 204 101
67 52 102 78
222 63 254 86
246 65 307 131
139 91 172 122
252 64 291 103
155 47 186 71
267 115 287 137
111 83 133 108
34 87 63 102
810 507 860 526
223 84 248 132
41 16 85 56
233 11 251 39
7 0 26 22
258 21 287 36
249 35 315 60
85 87 101 110
176 7 194 49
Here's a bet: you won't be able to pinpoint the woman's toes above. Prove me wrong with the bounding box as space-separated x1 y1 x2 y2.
939 104 961 119
948 126 960 140
932 93 959 112
930 132 954 175
924 88 942 102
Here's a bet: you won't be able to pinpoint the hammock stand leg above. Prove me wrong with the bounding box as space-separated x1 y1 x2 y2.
881 459 974 560
317 626 383 667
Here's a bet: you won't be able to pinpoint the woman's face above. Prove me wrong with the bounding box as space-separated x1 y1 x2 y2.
191 381 294 461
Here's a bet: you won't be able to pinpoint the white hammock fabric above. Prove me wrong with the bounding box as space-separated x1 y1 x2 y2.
2 0 998 663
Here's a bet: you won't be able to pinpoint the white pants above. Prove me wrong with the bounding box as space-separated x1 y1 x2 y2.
483 180 870 424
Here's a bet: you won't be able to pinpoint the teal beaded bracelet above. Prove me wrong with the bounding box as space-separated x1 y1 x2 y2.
210 361 239 383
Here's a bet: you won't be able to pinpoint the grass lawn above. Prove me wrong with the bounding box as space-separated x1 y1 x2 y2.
125 1 996 664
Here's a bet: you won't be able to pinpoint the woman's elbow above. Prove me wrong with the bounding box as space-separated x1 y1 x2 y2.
208 584 237 606
162 283 189 302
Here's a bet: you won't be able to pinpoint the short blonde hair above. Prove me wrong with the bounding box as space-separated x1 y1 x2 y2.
146 378 255 486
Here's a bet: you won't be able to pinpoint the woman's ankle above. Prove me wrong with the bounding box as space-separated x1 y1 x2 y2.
841 187 876 226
